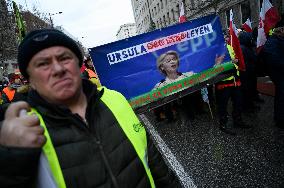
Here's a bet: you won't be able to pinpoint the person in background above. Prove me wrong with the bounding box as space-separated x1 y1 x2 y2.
1 73 22 104
81 56 101 87
214 31 251 135
0 29 180 188
261 17 284 129
238 31 259 113
0 74 29 121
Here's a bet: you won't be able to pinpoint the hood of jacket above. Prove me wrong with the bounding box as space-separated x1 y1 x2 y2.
239 31 253 47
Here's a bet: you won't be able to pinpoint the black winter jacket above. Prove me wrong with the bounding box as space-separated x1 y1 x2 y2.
239 32 257 72
0 80 179 188
262 34 284 68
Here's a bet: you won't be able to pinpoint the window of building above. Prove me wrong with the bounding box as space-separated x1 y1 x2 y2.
190 0 195 9
260 0 263 10
241 1 251 23
167 12 170 24
176 4 180 15
160 0 163 9
226 9 230 29
171 9 175 22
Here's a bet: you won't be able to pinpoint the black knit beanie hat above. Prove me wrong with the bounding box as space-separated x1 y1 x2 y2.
18 29 83 79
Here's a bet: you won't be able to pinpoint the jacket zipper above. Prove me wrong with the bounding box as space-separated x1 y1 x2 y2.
96 139 119 188
73 114 119 188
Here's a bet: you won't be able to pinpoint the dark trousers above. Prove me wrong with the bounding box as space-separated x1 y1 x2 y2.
180 91 205 119
240 69 258 109
215 86 243 125
154 102 176 121
267 64 284 125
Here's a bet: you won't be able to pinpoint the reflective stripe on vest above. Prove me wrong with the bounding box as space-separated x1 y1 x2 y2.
223 44 239 81
216 79 241 90
29 109 66 188
227 44 235 60
269 28 274 36
89 77 102 87
3 87 16 102
98 87 155 188
31 87 155 188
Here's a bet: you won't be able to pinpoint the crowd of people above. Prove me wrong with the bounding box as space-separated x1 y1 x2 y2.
152 18 284 135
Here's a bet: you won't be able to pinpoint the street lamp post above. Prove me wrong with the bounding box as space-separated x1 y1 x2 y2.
48 11 63 28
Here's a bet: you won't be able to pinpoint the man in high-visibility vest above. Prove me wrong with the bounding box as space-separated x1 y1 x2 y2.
1 73 22 104
0 29 180 188
214 31 251 135
81 56 101 87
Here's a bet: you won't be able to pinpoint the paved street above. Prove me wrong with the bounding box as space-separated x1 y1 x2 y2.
141 81 284 188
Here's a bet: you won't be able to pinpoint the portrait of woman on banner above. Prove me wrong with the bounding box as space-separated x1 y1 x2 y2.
153 50 195 89
153 50 226 90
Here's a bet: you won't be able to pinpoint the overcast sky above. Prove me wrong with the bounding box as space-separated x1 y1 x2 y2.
14 0 135 48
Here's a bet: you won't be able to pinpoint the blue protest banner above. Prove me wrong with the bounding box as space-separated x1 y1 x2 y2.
89 14 233 108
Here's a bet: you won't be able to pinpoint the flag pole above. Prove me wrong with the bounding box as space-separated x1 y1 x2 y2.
12 1 26 42
207 101 214 120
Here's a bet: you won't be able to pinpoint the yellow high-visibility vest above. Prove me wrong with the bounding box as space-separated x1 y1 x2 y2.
86 68 101 87
31 87 155 188
223 44 239 81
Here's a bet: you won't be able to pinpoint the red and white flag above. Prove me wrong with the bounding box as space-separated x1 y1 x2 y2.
242 18 253 32
262 0 280 34
256 0 280 53
229 9 245 71
256 9 267 53
179 2 187 23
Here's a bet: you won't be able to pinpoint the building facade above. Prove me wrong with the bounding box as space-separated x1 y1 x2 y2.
22 11 50 32
116 23 137 40
131 0 284 34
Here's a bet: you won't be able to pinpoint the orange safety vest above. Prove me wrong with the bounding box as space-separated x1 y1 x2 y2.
2 87 16 102
86 69 97 79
